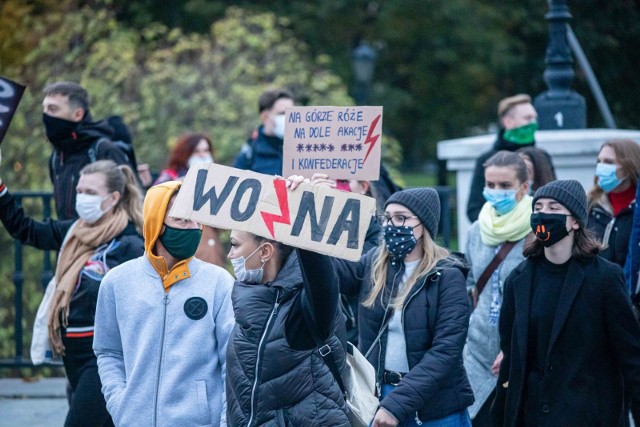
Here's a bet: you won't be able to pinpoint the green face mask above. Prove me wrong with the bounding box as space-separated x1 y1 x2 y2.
503 121 538 145
159 224 202 260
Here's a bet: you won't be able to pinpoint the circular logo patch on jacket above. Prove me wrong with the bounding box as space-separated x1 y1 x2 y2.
184 297 208 320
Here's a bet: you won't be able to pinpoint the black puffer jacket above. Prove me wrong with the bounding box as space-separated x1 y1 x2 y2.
0 188 144 335
335 249 474 424
49 118 129 220
587 197 634 268
226 250 349 427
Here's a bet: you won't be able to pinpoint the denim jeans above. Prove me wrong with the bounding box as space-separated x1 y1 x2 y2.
378 384 472 427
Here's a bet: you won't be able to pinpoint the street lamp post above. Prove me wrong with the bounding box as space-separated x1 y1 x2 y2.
351 42 377 106
534 0 586 129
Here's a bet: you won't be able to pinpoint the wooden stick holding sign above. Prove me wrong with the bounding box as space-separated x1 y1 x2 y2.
0 76 26 146
169 163 377 261
282 106 383 181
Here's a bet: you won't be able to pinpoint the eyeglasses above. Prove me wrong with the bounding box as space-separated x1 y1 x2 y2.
376 214 420 227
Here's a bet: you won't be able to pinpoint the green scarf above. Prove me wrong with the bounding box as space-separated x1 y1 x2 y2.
478 195 533 246
503 121 538 145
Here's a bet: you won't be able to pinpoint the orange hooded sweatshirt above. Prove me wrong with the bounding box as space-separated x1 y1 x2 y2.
143 181 193 291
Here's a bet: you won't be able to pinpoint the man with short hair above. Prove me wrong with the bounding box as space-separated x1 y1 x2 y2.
233 87 295 175
466 94 539 222
94 181 234 426
43 81 131 219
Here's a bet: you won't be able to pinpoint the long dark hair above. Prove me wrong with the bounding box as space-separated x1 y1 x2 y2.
523 227 600 261
517 147 557 192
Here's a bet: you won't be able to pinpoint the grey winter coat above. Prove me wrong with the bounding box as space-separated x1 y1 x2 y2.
462 221 528 418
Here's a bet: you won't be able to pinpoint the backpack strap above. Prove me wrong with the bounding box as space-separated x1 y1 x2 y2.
474 241 516 304
300 295 347 396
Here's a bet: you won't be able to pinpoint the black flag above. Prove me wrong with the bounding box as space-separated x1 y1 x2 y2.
0 76 26 146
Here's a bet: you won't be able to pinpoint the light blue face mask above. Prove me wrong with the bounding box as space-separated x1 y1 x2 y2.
596 163 626 193
482 187 518 215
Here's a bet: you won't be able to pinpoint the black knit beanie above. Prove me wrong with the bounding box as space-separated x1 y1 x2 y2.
385 188 440 239
532 179 588 227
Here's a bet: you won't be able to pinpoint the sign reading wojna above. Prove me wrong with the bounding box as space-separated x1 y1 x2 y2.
170 163 377 261
282 106 383 180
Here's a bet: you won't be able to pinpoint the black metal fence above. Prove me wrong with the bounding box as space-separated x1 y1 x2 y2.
0 187 455 370
0 191 58 369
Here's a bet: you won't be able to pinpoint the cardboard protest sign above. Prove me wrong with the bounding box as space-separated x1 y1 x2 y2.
0 77 26 146
282 106 383 181
170 163 377 261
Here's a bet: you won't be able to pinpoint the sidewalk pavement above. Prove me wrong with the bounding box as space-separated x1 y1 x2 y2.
0 377 67 427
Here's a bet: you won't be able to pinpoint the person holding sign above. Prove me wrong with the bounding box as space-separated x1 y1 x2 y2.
224 174 350 426
334 187 474 427
93 181 234 426
0 159 144 427
233 88 294 175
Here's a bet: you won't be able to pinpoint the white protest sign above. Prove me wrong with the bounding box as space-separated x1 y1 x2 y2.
169 163 377 261
282 106 383 180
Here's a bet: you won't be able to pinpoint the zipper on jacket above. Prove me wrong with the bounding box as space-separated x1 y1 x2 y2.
401 272 439 364
153 292 170 427
247 289 280 427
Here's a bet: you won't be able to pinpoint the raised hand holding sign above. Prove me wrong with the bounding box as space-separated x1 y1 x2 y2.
170 164 376 261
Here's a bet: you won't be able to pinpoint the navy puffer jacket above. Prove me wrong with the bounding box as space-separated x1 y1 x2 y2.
335 249 474 424
226 251 349 427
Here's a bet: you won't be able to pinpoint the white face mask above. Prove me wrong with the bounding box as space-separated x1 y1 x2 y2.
188 154 213 168
231 245 266 283
272 113 286 139
75 193 111 224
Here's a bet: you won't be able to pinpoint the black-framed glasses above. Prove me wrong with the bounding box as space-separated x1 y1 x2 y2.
376 214 420 227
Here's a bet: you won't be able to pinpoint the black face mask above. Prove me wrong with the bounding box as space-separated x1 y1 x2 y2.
530 212 570 247
43 113 79 151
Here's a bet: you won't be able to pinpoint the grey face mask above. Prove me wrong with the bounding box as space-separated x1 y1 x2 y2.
231 245 266 283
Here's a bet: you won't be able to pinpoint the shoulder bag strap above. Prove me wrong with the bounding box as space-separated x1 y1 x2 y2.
475 241 517 298
300 296 347 395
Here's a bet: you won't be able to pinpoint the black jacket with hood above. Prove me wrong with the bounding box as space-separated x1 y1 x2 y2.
48 116 129 220
226 249 350 427
0 188 143 349
466 130 536 222
334 249 474 424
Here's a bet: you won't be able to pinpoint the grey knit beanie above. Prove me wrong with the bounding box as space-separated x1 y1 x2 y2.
385 188 440 239
532 179 588 227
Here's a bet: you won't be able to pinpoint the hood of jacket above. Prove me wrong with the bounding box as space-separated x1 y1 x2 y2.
143 181 193 290
50 117 117 155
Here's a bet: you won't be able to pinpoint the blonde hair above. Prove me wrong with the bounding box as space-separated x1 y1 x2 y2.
363 230 449 310
80 160 144 234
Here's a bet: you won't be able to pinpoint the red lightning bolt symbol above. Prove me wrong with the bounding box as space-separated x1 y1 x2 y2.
363 114 382 163
260 179 291 239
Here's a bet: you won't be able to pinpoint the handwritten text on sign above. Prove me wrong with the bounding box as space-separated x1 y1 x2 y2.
282 106 383 181
169 163 377 261
0 76 26 146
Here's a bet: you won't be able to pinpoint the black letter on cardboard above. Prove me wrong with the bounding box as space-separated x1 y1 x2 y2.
193 169 238 214
327 199 360 249
291 191 334 241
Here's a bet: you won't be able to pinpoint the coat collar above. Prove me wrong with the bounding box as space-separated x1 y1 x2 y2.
546 258 585 359
512 257 586 362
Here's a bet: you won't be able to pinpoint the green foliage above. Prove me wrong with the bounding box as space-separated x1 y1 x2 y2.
0 2 405 368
